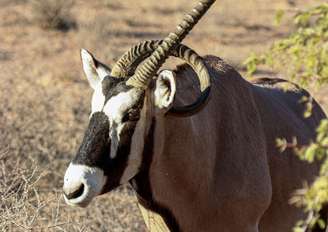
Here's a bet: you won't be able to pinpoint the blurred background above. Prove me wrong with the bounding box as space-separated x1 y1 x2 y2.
0 0 326 231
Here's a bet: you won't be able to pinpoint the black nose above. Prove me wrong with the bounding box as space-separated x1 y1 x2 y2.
64 184 85 200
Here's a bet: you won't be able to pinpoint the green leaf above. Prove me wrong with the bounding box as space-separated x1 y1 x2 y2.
304 144 319 162
274 10 285 26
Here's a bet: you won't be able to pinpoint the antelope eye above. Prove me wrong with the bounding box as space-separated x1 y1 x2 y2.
122 109 139 123
122 112 130 123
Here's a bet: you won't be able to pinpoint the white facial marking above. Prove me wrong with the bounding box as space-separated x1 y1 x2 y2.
91 84 106 116
119 94 149 183
103 89 141 136
103 89 141 122
63 163 107 207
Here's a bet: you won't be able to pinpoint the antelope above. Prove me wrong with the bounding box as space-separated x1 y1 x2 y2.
63 0 327 231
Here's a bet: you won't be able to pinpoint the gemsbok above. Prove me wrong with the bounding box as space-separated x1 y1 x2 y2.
63 0 327 231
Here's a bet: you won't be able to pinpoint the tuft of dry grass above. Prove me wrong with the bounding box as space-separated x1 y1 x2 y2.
0 151 46 232
31 0 76 31
0 149 145 231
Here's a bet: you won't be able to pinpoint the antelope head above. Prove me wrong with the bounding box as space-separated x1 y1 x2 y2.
63 0 214 207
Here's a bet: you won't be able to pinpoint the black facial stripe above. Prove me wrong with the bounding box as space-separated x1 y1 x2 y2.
119 121 138 143
72 76 148 189
101 76 122 98
122 93 145 122
73 112 110 167
101 76 133 103
101 118 139 187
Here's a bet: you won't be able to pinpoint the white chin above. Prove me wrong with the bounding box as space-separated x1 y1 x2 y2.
64 194 92 208
63 163 107 207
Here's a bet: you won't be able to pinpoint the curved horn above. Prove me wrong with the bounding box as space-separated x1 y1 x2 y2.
110 40 162 78
112 40 209 89
125 0 216 89
112 40 211 115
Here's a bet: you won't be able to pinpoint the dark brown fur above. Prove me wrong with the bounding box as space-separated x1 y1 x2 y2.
131 55 326 232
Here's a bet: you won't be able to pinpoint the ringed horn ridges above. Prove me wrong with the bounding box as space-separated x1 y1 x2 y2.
111 0 215 114
111 40 212 115
115 0 215 89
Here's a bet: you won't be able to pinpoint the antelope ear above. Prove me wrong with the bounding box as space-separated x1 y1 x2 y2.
154 70 176 110
80 49 111 90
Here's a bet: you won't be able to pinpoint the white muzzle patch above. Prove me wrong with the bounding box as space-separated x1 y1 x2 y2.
63 163 107 207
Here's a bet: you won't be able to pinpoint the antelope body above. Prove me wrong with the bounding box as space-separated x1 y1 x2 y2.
62 0 327 231
130 56 326 231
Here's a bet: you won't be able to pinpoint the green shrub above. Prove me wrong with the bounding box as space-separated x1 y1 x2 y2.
244 3 328 231
244 3 328 87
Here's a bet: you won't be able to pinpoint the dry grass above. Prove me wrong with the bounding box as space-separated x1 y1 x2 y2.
0 64 145 232
0 151 47 231
0 152 144 231
31 0 76 31
0 0 326 231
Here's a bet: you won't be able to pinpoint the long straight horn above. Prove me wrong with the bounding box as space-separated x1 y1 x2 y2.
126 0 216 89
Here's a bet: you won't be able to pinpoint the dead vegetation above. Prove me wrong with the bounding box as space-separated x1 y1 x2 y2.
0 0 325 231
0 151 46 232
0 151 144 231
31 0 76 31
